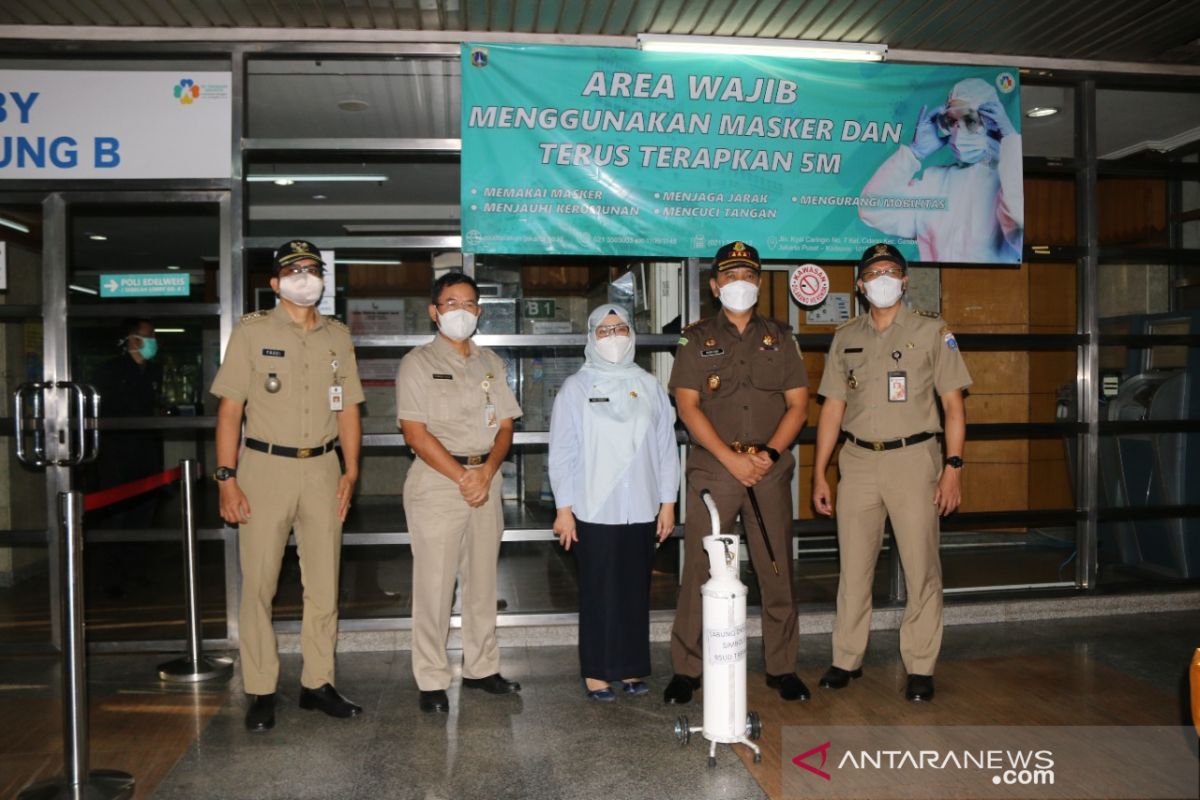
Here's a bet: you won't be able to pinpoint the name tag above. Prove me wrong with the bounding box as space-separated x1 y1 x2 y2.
588 397 610 403
262 348 285 357
701 348 724 357
888 371 907 402
843 347 863 353
329 385 344 411
432 373 453 380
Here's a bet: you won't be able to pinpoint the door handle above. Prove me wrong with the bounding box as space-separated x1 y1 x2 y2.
13 381 50 468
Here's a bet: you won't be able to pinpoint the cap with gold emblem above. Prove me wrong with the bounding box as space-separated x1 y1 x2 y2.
858 242 907 272
714 240 761 273
272 240 326 275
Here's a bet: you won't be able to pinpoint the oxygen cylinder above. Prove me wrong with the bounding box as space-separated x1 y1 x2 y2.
699 491 748 744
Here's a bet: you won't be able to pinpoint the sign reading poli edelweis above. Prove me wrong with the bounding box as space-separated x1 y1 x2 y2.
461 44 1024 264
0 71 231 179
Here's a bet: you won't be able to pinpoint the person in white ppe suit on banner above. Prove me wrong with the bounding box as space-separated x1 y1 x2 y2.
548 305 679 702
859 77 1024 263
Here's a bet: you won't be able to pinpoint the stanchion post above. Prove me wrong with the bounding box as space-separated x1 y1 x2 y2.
158 460 233 683
19 491 135 799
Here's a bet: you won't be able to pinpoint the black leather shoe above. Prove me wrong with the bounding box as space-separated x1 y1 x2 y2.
663 674 702 705
461 673 521 694
245 693 276 731
906 674 935 702
766 672 812 701
819 666 863 690
298 683 363 718
419 689 449 713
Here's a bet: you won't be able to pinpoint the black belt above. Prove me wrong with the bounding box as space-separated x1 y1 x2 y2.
845 431 935 452
246 438 339 459
452 451 491 466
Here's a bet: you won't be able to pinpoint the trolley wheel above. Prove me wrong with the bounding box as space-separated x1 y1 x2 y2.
746 710 763 741
753 752 763 764
708 756 717 768
674 715 691 746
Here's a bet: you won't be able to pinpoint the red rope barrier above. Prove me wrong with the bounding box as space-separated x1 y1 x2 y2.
83 466 185 512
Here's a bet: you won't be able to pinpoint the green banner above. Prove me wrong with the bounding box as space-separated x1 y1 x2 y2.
461 44 1024 264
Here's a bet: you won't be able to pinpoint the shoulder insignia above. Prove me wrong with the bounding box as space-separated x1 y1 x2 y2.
240 310 270 324
325 316 350 333
914 309 940 319
835 317 857 330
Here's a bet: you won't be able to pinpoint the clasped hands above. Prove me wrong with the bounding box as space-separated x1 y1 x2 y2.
458 465 493 507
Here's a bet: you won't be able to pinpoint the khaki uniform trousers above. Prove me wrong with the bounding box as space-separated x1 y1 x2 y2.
833 436 944 676
671 451 799 677
237 447 343 695
404 458 504 692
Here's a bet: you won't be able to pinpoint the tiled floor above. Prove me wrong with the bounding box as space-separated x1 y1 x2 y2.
3 609 1197 799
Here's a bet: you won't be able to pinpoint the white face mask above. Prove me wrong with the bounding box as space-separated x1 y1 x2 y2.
278 272 324 307
950 128 990 164
595 334 633 364
718 280 759 312
863 275 904 308
437 309 478 341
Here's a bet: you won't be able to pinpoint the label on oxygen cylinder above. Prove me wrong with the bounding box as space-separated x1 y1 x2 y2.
704 623 747 665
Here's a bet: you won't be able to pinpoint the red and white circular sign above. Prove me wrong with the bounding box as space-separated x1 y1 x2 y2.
790 264 830 306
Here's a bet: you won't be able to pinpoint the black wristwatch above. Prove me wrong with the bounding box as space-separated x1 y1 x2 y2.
763 446 781 463
213 466 238 481
944 456 964 469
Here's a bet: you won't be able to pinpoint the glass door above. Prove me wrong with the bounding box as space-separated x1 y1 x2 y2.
5 191 230 653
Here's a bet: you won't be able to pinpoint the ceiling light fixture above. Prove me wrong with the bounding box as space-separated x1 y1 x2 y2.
0 216 32 234
248 174 389 183
274 178 295 186
88 233 108 241
68 284 98 295
165 265 181 270
156 328 186 333
337 99 370 112
334 258 403 266
1025 106 1060 118
637 34 887 62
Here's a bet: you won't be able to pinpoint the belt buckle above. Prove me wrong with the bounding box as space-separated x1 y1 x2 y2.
467 455 483 466
296 447 313 458
872 441 885 452
745 444 760 454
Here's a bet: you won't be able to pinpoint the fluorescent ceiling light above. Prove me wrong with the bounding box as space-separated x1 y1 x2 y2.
247 174 388 183
335 258 403 266
68 284 98 295
156 328 186 333
88 234 108 241
165 265 181 270
637 34 887 62
0 216 31 234
1025 106 1060 118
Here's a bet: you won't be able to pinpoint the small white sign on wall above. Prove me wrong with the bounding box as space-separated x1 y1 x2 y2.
0 241 6 291
319 249 336 317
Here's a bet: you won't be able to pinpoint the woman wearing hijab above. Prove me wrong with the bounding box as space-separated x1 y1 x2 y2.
549 305 680 701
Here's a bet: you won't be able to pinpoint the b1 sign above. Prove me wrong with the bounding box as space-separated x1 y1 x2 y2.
0 71 232 179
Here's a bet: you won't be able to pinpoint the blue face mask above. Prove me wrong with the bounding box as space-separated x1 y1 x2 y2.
135 336 158 360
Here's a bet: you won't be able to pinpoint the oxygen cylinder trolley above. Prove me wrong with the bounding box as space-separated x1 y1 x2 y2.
673 489 763 767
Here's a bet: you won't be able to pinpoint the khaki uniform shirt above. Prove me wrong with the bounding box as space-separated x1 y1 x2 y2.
210 304 364 447
818 304 972 441
668 313 808 451
395 335 522 455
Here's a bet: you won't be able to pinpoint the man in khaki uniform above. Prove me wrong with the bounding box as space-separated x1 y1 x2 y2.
212 240 364 731
665 241 811 706
812 243 971 702
396 272 523 713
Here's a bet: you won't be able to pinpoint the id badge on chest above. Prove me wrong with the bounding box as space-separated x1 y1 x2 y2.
888 371 907 402
329 384 344 411
484 402 498 428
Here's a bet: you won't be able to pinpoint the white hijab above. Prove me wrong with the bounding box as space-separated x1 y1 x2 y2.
577 305 660 519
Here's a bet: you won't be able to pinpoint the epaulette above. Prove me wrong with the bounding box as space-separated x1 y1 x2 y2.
325 316 351 333
914 309 940 319
240 310 271 324
834 316 857 330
